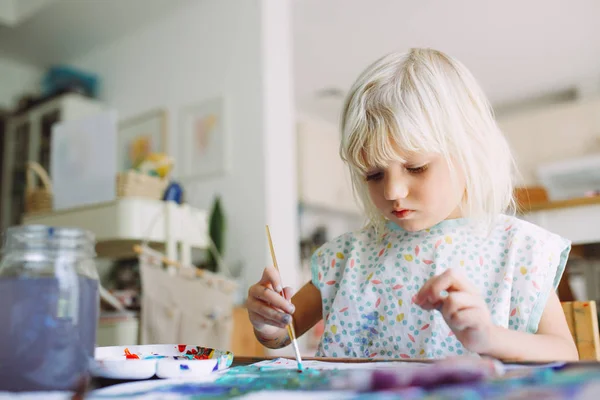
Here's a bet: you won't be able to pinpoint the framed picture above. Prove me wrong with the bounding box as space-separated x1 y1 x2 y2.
117 109 167 172
179 97 229 180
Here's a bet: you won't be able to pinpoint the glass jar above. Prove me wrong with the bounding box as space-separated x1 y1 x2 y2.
0 225 99 392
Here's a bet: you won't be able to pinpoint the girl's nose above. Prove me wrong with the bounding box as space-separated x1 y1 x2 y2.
383 174 408 200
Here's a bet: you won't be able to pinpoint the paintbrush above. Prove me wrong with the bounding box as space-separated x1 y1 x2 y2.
265 225 304 372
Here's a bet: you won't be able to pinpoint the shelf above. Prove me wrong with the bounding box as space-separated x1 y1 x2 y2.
526 196 600 212
521 197 600 245
22 197 209 259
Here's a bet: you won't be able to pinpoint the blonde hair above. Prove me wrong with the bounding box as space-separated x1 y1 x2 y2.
340 48 516 235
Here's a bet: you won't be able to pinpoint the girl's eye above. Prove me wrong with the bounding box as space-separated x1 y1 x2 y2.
365 172 383 181
406 165 428 174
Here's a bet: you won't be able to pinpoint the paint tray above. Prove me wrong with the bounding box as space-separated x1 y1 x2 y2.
90 344 234 379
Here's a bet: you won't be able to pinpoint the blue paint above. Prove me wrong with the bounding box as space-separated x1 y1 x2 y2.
258 364 314 374
180 364 190 371
258 365 281 372
141 355 169 359
139 355 197 360
98 383 238 397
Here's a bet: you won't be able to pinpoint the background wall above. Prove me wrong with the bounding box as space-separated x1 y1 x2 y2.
498 99 600 185
0 57 41 109
67 0 299 289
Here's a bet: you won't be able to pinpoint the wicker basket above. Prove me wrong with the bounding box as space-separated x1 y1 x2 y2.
116 170 168 200
25 161 53 214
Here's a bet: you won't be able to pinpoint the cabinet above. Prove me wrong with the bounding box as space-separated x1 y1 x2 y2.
297 119 360 215
521 198 600 246
231 307 266 357
1 93 104 231
521 198 600 302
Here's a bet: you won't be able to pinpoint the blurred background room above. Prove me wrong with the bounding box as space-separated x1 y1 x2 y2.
1 0 600 358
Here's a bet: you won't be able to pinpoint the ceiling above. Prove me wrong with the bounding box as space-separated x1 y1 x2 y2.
1 0 599 124
293 0 600 123
0 0 193 67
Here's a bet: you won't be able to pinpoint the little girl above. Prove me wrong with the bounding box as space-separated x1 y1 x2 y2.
246 48 578 361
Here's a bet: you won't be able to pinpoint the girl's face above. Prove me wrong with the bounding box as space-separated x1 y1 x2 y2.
366 153 465 232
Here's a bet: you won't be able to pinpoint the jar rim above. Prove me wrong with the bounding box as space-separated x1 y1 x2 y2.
2 225 96 256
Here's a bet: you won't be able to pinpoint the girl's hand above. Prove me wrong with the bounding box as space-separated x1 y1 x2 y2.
245 266 296 336
415 269 494 353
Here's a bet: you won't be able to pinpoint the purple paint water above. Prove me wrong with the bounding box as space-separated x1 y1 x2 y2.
0 275 98 391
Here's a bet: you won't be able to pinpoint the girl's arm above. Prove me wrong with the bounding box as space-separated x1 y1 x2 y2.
483 290 578 362
253 281 323 349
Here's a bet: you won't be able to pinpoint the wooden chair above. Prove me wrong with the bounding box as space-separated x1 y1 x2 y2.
562 301 600 360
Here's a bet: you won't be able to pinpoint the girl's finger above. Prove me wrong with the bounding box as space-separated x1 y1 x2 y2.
282 287 295 302
448 307 483 332
258 266 283 293
248 310 289 330
441 292 480 321
245 296 293 325
248 284 295 314
416 269 477 305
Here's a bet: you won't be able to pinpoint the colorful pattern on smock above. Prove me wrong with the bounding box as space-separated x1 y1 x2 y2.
311 215 570 359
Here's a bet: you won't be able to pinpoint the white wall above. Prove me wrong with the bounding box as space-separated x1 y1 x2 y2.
0 0 56 26
0 57 42 109
0 0 15 25
15 0 56 22
68 0 299 290
498 98 600 185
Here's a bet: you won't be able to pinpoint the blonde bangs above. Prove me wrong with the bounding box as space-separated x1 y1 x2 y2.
341 81 445 176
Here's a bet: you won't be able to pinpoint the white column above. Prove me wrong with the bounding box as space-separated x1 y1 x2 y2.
261 0 300 291
261 0 303 357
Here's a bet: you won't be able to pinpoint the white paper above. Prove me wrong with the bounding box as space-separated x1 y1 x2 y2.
251 357 427 371
51 111 117 210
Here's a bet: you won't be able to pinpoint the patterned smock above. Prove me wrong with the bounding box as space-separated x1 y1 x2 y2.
311 215 570 359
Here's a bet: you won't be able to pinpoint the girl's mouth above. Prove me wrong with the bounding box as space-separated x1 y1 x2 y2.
392 209 413 219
